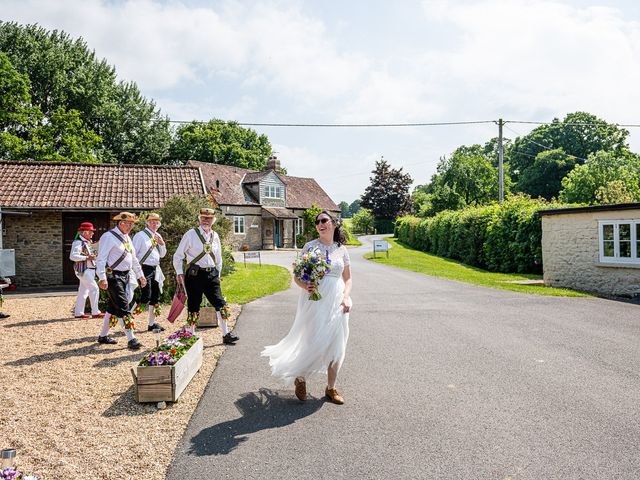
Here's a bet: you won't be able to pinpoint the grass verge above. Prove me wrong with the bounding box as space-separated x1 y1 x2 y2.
223 263 291 304
365 238 589 297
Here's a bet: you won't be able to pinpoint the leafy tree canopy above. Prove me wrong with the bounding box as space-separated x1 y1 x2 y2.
349 199 361 216
517 148 577 200
0 52 100 162
350 208 374 234
360 159 413 220
413 143 509 217
559 150 640 204
170 120 272 170
338 201 350 218
508 112 630 194
0 22 171 164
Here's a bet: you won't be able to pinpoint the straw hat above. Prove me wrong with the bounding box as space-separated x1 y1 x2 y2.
199 208 216 218
112 212 138 222
146 213 161 222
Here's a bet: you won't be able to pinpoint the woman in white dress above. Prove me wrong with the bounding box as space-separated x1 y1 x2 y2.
262 211 353 404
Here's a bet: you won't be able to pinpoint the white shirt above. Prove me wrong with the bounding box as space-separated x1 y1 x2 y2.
173 226 222 276
69 237 96 268
96 227 143 281
133 228 167 266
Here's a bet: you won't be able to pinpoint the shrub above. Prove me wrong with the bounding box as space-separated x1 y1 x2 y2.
395 195 571 274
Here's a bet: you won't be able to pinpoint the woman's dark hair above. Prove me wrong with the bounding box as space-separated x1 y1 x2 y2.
315 210 346 246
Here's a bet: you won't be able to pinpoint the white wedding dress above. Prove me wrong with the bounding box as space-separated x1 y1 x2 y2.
262 239 351 386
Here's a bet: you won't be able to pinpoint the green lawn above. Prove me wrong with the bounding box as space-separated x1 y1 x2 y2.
222 263 291 304
365 238 589 297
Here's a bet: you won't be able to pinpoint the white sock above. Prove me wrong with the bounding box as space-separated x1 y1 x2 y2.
148 307 156 327
99 315 111 337
217 311 229 335
187 325 196 335
119 319 135 341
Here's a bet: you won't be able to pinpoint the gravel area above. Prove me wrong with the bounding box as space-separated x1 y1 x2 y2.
0 294 240 479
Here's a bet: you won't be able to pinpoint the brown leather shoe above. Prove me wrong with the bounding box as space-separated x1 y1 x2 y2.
294 377 307 401
325 387 344 405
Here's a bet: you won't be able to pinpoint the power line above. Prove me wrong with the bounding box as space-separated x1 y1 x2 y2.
508 120 640 128
163 117 640 128
166 119 497 127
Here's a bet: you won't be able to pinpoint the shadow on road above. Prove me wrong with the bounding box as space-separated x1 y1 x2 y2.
189 387 324 456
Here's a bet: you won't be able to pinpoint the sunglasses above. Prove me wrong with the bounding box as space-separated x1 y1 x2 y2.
315 218 331 225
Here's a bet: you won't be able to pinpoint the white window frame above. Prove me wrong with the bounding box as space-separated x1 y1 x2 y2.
295 218 303 236
598 220 640 264
234 216 245 235
264 185 283 198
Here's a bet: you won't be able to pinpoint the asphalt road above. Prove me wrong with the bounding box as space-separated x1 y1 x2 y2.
167 236 640 479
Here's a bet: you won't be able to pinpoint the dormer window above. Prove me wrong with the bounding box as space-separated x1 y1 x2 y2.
265 185 283 198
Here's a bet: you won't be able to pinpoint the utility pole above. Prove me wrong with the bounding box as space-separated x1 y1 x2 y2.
498 118 504 204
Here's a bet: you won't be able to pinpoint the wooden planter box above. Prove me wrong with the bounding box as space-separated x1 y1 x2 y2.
198 306 218 328
134 337 203 403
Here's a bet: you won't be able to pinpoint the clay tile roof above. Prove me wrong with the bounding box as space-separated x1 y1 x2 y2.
188 160 339 212
262 207 299 219
243 171 270 183
0 161 207 210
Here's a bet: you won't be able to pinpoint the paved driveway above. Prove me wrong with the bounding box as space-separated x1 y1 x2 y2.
168 236 640 479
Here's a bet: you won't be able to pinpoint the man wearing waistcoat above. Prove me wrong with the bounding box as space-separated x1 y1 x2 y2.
96 212 147 350
69 222 103 319
132 213 166 331
173 208 238 344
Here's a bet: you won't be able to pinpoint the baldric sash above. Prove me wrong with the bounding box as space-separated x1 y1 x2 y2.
187 228 216 268
108 230 131 271
140 229 160 265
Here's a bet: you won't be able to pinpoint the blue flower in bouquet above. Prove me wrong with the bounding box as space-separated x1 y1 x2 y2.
293 247 331 301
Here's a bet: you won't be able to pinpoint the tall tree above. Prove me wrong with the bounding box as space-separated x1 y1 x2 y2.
517 148 576 200
413 144 507 217
0 52 100 162
509 112 630 196
338 201 350 218
360 159 413 219
559 151 640 204
170 120 272 169
349 199 361 216
0 22 171 163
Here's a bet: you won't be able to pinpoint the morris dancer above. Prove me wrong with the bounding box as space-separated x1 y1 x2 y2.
173 208 237 344
132 213 166 331
69 222 103 319
96 212 147 350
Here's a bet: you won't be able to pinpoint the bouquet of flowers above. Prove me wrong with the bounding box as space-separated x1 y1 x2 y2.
139 327 199 366
293 248 331 301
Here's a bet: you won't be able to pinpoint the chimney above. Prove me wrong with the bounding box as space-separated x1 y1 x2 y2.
265 155 281 173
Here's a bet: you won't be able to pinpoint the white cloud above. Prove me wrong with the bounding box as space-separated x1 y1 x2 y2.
419 0 640 126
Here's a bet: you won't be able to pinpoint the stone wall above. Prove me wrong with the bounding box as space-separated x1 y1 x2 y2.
542 210 640 297
221 205 263 250
4 211 63 287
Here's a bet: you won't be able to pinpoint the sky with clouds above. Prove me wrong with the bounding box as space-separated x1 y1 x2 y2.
2 0 640 202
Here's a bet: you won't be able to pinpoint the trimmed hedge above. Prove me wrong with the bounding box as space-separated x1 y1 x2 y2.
395 195 569 274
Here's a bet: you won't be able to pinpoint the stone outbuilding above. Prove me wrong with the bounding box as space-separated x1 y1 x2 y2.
540 203 640 298
0 161 207 287
191 157 339 250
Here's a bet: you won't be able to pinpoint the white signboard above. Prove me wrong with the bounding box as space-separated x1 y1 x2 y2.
373 240 389 252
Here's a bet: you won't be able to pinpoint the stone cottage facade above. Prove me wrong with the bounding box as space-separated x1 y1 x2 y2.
540 203 640 297
0 162 207 287
191 157 340 250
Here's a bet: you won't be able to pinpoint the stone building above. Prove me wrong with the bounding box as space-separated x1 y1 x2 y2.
0 162 207 288
540 203 640 297
191 157 340 250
